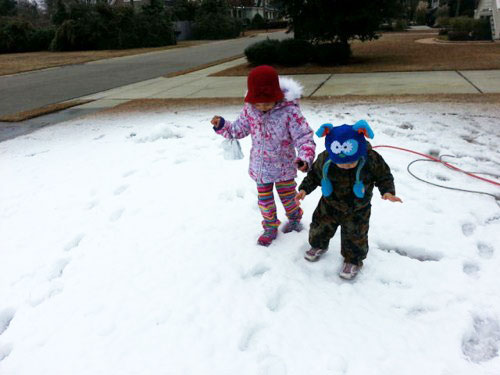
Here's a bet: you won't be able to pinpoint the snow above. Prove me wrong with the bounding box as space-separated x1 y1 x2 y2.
1 101 499 375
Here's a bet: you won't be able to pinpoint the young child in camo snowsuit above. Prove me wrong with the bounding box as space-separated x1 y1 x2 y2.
296 120 402 279
211 65 316 246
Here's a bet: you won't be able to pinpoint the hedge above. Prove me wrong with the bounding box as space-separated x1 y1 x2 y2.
445 17 492 41
0 18 55 53
244 38 281 66
50 3 175 51
244 38 351 66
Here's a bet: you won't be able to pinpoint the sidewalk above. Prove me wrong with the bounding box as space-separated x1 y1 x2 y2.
1 56 499 142
72 57 500 113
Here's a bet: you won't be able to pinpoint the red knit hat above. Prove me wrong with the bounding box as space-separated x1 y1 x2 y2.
244 65 284 103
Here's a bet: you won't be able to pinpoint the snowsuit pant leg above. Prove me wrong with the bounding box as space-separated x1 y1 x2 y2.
309 200 370 266
308 199 340 251
340 206 371 266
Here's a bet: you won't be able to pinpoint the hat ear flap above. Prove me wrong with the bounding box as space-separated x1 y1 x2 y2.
316 123 334 137
352 120 374 139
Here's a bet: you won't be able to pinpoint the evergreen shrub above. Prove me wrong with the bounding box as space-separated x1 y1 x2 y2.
244 38 280 65
276 38 312 66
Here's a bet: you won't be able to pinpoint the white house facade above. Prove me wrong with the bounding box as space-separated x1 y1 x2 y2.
475 0 500 40
231 0 280 21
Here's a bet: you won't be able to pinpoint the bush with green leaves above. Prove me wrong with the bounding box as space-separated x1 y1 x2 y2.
50 1 175 51
244 38 280 65
436 16 450 28
0 18 32 52
281 0 401 44
172 0 199 21
192 0 241 39
250 13 266 29
0 17 54 52
29 27 56 51
471 18 492 41
245 38 350 66
0 0 17 17
393 19 407 32
446 17 492 41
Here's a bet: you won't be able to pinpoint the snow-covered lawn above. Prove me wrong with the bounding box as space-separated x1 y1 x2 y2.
1 102 499 375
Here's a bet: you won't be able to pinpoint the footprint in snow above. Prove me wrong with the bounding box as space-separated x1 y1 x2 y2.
93 134 105 140
110 208 125 222
266 288 286 312
87 199 99 210
242 263 270 280
29 284 64 307
122 169 137 178
463 262 481 277
114 185 129 196
238 325 263 352
0 343 12 362
379 278 410 289
0 308 15 336
477 242 495 259
64 234 85 252
461 222 476 237
462 316 500 363
47 258 71 281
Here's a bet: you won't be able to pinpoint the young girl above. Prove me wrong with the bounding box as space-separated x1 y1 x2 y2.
211 65 316 246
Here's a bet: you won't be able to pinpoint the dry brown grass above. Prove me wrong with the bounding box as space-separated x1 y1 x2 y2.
242 28 287 37
211 32 500 76
93 94 500 115
0 41 207 77
0 100 93 122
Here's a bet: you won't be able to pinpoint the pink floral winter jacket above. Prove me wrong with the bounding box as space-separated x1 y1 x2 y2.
215 78 316 184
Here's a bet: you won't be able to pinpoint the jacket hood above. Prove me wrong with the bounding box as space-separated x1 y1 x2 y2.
279 77 303 101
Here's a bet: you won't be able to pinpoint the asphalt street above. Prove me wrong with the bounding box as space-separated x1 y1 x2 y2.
0 31 287 118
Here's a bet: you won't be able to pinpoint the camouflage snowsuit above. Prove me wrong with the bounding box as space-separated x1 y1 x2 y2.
298 145 396 265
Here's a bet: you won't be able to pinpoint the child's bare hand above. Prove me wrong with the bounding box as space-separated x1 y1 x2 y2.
382 193 403 203
295 159 308 172
211 116 221 127
295 190 306 204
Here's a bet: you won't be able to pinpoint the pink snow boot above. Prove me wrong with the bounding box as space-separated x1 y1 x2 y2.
257 228 278 246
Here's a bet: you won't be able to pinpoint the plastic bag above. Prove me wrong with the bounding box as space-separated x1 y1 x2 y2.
221 138 244 160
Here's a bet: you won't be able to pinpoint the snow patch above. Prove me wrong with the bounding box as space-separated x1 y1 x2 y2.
134 124 183 143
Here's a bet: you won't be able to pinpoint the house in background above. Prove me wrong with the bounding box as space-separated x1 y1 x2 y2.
231 0 281 22
475 0 500 40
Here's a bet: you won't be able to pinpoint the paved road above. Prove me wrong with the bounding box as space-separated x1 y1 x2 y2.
0 31 287 117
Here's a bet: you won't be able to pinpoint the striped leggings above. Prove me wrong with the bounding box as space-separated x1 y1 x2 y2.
257 179 303 230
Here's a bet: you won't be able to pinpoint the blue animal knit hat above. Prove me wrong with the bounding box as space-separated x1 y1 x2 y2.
316 120 374 198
